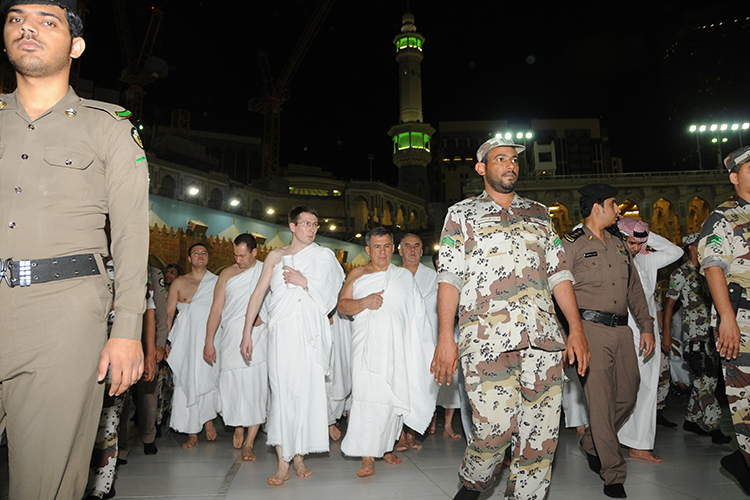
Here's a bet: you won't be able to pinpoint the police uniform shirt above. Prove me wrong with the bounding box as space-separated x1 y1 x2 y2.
438 191 573 357
562 224 653 333
0 88 149 340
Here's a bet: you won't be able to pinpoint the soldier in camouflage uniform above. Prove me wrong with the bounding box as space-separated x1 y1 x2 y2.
432 137 590 500
699 145 750 495
664 233 731 444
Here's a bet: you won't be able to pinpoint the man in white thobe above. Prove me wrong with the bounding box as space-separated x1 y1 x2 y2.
616 217 682 462
203 233 268 461
240 206 344 485
339 228 438 477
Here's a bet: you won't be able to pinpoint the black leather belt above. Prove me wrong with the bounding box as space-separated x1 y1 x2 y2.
0 254 100 288
579 309 628 327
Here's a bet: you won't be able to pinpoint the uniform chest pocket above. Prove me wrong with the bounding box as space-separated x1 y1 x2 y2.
579 256 603 286
39 147 95 197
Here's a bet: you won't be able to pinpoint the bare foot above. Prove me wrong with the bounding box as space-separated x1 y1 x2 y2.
329 423 342 441
233 428 244 449
428 413 436 434
406 432 422 450
292 456 312 478
183 434 198 448
205 421 217 441
266 463 290 486
396 432 408 452
383 452 402 465
357 457 376 477
242 439 257 461
443 427 461 439
576 425 587 439
629 449 664 462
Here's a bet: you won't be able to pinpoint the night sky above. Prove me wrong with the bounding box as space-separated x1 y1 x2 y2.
78 0 746 185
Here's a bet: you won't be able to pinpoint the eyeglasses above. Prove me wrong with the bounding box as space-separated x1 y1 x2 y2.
296 221 320 228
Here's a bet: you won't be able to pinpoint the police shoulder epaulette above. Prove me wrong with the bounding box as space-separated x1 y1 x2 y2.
80 99 133 120
564 227 585 242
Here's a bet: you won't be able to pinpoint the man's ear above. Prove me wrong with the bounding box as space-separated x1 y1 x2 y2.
70 37 85 59
474 162 485 176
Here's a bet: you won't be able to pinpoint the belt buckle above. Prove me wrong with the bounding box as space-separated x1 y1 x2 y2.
0 258 15 288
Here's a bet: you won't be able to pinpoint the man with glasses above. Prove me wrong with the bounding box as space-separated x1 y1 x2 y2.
241 206 344 486
166 243 219 448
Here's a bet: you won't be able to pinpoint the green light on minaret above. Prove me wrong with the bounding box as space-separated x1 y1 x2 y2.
392 132 431 153
396 36 423 52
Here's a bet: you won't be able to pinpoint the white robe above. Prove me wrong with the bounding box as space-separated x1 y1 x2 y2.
264 244 344 461
217 262 268 427
326 310 352 424
341 265 438 458
415 264 460 409
168 271 220 434
618 232 682 449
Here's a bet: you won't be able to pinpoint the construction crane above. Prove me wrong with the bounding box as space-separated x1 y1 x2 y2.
112 1 167 122
251 0 335 178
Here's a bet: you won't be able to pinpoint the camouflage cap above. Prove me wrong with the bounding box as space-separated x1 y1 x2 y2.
682 233 699 246
476 137 525 163
578 183 618 200
725 145 750 173
0 0 77 13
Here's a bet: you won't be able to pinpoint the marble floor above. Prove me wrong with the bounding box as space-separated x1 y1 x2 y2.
1 395 748 500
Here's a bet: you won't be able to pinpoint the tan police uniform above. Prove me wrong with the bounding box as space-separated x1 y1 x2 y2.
0 88 149 500
562 224 652 486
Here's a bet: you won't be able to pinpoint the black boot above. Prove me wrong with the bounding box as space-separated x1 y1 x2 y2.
683 420 710 436
711 429 732 444
452 486 480 500
656 410 677 428
585 451 602 476
603 483 627 498
721 450 750 495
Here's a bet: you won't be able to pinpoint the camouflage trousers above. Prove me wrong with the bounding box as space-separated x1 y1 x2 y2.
722 353 750 467
83 389 126 499
685 372 721 430
657 351 670 411
156 361 173 427
460 348 563 497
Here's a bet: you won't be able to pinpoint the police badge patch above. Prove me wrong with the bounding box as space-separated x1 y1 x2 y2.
131 127 144 149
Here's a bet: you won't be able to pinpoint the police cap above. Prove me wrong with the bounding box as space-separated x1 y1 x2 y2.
578 183 618 200
725 145 750 173
0 0 77 14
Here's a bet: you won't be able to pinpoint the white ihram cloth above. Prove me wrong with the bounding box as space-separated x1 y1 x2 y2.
562 366 590 428
416 264 460 409
618 232 682 449
264 244 344 461
217 262 268 427
341 265 438 458
168 271 220 434
327 310 352 424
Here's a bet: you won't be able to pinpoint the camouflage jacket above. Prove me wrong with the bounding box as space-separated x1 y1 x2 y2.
699 196 750 345
666 260 711 341
699 197 750 291
438 191 572 356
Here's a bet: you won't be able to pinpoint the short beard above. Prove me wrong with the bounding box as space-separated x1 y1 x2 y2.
488 173 517 194
7 37 72 78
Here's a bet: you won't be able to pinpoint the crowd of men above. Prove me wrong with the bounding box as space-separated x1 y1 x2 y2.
2 2 750 498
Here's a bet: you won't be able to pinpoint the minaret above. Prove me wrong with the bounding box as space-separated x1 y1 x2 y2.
387 11 434 201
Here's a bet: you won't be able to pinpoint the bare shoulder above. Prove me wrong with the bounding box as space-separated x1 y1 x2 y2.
265 248 284 265
218 264 240 282
346 265 367 283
